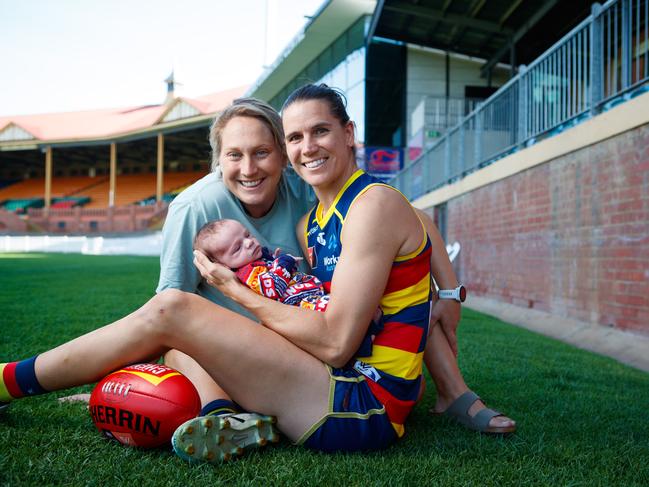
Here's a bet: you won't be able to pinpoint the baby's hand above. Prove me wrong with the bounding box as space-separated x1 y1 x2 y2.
273 247 303 263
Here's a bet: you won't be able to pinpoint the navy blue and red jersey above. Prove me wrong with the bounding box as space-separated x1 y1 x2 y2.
303 169 433 437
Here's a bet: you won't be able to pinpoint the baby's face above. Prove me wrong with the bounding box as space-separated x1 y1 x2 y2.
205 220 262 268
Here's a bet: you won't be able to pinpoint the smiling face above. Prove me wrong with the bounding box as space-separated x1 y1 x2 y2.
198 219 262 269
282 99 357 201
218 116 285 218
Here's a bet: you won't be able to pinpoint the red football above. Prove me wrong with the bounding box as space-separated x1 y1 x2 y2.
89 363 200 448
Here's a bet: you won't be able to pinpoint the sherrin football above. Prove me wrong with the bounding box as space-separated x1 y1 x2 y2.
89 363 201 448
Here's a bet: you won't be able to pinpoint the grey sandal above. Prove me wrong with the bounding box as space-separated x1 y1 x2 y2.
441 391 516 434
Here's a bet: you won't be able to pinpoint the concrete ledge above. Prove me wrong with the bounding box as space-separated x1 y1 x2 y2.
466 296 649 373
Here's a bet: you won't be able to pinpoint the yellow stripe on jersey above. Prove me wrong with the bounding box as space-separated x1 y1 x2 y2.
391 422 405 438
359 346 424 380
344 182 390 222
380 274 431 316
394 218 428 262
315 169 365 228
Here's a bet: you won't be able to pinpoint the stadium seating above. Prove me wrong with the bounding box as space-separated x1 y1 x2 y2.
76 171 205 208
0 172 205 211
136 180 197 205
50 196 91 209
0 176 107 202
1 198 44 212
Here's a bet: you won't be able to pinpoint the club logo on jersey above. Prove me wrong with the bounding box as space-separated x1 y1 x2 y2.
327 234 338 250
353 361 382 382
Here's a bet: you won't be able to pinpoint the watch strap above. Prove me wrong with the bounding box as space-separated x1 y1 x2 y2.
438 289 457 300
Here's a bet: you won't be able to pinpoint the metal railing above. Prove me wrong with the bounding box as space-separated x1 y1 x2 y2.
391 0 649 200
416 96 483 134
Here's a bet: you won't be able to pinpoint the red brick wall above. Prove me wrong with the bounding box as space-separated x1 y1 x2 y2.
445 123 649 334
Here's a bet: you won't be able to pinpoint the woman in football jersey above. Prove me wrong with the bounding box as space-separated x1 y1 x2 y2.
189 84 516 453
0 88 515 462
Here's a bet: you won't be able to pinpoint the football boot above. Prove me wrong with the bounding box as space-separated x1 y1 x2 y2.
172 412 279 464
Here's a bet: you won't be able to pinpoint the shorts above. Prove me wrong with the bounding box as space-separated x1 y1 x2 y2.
296 365 398 453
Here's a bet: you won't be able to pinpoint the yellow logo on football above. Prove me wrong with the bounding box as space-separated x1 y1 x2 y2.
117 369 180 386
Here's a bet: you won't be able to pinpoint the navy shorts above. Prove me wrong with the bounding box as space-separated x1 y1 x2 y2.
296 365 397 453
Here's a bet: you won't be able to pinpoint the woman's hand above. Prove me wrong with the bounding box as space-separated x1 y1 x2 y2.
193 250 240 296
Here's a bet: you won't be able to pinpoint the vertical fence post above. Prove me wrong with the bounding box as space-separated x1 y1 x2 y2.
590 3 604 114
474 104 483 167
620 0 631 89
458 125 465 177
444 135 451 184
402 166 409 197
423 148 430 194
517 65 528 145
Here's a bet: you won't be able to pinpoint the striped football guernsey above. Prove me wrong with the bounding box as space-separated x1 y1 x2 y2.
304 169 432 437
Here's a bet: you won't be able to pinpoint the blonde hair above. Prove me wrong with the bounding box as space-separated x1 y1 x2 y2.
209 98 288 173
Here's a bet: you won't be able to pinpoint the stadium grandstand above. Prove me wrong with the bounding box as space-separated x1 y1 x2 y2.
1 0 647 337
0 81 246 232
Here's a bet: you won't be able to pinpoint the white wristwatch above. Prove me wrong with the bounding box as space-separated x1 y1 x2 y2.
438 285 466 303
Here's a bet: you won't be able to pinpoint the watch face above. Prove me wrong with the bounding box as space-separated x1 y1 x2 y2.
459 286 466 302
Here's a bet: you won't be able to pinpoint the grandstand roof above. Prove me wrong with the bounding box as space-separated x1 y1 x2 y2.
369 0 597 76
0 86 247 149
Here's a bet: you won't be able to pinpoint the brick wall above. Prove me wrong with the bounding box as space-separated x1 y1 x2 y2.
444 123 649 334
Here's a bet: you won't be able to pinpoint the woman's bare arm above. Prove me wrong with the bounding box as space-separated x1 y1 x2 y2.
194 187 423 367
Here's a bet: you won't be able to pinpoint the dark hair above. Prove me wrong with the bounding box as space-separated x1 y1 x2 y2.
281 83 350 126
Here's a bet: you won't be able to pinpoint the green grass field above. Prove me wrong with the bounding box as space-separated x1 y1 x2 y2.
1 253 648 486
